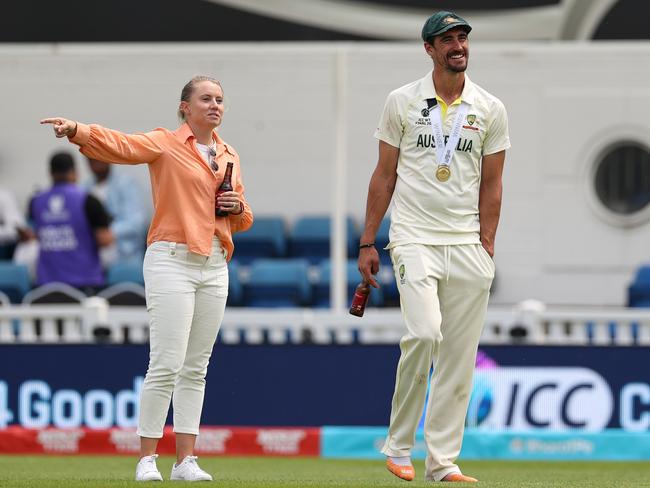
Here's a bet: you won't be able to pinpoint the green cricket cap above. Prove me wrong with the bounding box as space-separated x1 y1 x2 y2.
421 11 472 42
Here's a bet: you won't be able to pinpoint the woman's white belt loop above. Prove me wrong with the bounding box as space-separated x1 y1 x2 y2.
211 236 227 260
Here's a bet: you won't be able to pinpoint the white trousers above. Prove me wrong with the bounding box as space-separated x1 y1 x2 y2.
381 243 494 481
137 239 228 438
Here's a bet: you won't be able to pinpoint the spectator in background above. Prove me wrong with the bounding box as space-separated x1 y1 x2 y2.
0 187 29 259
29 152 113 294
85 157 147 265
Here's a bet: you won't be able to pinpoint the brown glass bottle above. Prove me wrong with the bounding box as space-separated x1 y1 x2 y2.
349 281 371 317
215 162 234 217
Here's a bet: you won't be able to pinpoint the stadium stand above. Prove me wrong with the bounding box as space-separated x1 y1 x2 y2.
628 264 650 307
106 261 145 286
378 268 399 307
0 244 15 260
313 259 384 308
288 216 358 264
0 262 31 303
374 217 391 265
243 259 311 307
0 216 432 310
232 216 287 264
227 259 243 306
98 282 147 306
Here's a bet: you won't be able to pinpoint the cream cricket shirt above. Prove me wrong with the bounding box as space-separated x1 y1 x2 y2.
374 71 510 247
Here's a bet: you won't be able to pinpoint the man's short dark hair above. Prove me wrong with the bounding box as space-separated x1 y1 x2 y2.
49 152 75 175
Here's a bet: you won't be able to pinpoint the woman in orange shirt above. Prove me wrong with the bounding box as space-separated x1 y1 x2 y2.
42 75 253 482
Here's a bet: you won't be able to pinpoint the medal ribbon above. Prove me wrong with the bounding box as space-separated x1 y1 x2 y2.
429 100 469 170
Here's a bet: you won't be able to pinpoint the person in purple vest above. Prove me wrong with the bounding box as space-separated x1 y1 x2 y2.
29 152 114 294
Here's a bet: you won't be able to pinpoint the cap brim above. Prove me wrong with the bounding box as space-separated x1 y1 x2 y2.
430 22 472 38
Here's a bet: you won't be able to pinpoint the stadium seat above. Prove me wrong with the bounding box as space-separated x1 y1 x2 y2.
0 261 31 303
98 282 147 306
313 259 383 308
289 216 358 264
243 259 311 307
22 282 87 304
106 261 145 286
0 243 16 260
379 266 400 307
232 216 287 264
628 264 650 307
227 259 243 306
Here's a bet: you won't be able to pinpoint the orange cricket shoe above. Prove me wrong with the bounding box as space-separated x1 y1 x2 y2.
442 472 478 482
386 458 415 481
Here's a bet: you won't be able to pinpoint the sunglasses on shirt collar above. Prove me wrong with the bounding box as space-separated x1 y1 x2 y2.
208 146 218 171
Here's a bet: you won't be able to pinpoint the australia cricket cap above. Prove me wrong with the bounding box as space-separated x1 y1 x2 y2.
421 11 472 41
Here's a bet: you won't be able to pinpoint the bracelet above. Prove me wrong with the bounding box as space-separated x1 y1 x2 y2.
359 242 375 249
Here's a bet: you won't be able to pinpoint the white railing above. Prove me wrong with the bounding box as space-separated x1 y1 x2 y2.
0 297 108 343
1 299 650 346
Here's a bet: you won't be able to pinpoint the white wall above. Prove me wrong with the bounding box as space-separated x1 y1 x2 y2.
1 42 649 306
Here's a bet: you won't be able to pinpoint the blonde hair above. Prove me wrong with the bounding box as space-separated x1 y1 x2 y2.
177 75 223 122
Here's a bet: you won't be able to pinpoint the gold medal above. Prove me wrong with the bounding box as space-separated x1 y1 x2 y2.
436 166 451 182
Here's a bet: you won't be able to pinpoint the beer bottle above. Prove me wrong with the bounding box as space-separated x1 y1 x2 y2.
215 162 234 217
349 280 371 317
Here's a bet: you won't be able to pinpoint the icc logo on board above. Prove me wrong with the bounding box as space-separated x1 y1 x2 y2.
465 367 614 431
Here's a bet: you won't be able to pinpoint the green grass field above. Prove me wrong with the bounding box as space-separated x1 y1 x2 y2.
1 456 649 488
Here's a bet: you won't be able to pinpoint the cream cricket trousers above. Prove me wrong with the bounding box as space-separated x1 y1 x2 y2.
381 243 494 481
137 238 228 438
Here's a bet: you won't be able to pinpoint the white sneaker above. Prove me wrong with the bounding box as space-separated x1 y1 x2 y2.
170 455 213 481
135 454 163 481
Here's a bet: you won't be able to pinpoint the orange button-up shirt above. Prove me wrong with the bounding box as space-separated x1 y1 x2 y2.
70 122 253 259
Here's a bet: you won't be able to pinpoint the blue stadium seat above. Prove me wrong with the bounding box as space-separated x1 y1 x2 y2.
373 220 401 307
628 265 650 307
244 259 311 307
0 261 31 303
106 261 144 286
232 216 287 264
227 259 243 306
289 216 357 264
379 267 400 307
313 259 383 308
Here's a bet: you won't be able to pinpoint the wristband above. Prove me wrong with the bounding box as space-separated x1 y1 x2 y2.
359 243 375 249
